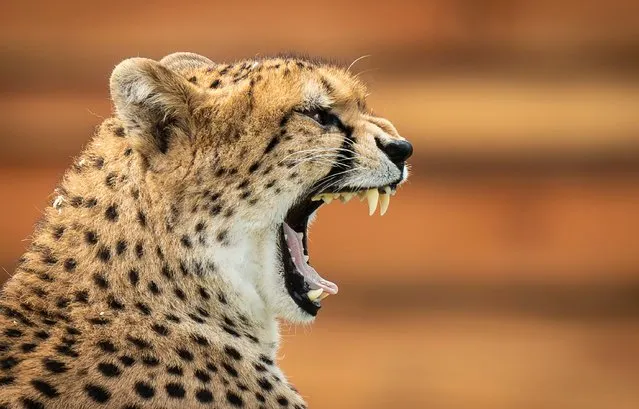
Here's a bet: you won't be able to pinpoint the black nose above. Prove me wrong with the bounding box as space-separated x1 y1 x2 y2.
380 139 413 165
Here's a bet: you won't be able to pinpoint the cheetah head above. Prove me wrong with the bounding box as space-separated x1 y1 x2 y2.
110 53 412 323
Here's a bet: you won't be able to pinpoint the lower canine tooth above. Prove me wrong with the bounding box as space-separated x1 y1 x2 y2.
304 255 310 262
318 292 330 301
307 289 323 301
366 189 379 215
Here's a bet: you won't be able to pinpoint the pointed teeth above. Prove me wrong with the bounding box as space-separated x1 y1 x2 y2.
380 187 391 216
304 255 310 262
340 192 355 203
318 292 330 301
307 289 323 301
366 189 379 216
311 195 322 201
322 195 333 204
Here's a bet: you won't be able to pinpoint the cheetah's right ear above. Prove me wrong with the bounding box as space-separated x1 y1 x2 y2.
110 57 204 155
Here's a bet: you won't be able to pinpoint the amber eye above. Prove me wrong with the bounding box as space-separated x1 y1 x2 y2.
300 108 337 127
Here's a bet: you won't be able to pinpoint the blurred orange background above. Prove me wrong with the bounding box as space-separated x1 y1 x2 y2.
1 1 639 408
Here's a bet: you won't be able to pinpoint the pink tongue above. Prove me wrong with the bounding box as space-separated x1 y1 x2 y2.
283 223 339 295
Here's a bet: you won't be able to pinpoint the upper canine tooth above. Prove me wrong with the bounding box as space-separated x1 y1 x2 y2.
311 195 322 201
307 288 323 301
304 255 310 262
380 187 391 216
366 189 379 216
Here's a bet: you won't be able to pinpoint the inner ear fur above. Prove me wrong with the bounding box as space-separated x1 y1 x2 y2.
160 52 214 72
110 57 204 154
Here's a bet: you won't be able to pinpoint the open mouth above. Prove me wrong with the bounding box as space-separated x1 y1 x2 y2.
280 183 400 316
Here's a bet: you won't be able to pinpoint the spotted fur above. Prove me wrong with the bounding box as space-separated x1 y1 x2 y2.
0 52 409 408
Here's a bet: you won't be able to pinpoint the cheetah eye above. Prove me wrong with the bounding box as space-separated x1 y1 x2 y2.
299 108 338 128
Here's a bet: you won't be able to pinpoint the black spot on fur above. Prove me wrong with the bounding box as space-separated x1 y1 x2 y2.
180 236 192 248
31 379 60 397
258 378 273 391
20 398 44 409
165 314 180 323
137 211 147 227
223 326 241 338
161 265 174 280
167 365 183 376
34 330 50 340
0 376 15 386
191 334 209 346
105 172 117 189
277 396 290 406
0 356 19 370
210 79 221 88
224 346 242 361
226 391 244 407
70 196 84 207
85 384 111 403
174 287 186 301
97 340 118 353
210 204 222 216
196 389 214 403
116 240 127 255
134 381 155 399
44 358 69 374
188 76 197 83
128 269 139 286
21 343 37 353
260 355 274 365
52 226 65 240
217 230 228 243
198 287 210 300
264 135 280 153
222 362 239 377
115 127 126 137
142 355 160 367
194 369 211 383
93 273 109 289
165 382 186 399
5 328 22 338
127 336 151 350
176 349 194 362
107 295 125 311
97 362 121 377
105 204 119 222
148 281 161 295
151 324 170 336
97 246 111 263
85 231 98 245
63 258 77 272
75 290 89 303
248 162 261 173
88 317 110 326
134 302 151 316
119 355 135 367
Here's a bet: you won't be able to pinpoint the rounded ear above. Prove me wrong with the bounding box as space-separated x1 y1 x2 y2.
110 57 202 154
160 52 214 72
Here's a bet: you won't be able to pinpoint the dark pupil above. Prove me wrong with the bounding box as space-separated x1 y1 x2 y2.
309 109 330 126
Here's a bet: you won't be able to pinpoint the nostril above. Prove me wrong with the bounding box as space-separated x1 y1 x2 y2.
383 140 413 164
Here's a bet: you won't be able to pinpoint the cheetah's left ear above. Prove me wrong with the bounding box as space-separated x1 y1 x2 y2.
160 52 214 72
110 57 204 154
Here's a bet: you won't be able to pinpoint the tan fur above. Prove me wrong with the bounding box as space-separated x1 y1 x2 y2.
0 52 408 408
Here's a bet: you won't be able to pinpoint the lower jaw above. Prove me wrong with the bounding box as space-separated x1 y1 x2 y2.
279 226 321 316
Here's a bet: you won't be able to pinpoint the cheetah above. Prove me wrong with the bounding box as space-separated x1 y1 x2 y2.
0 52 412 408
